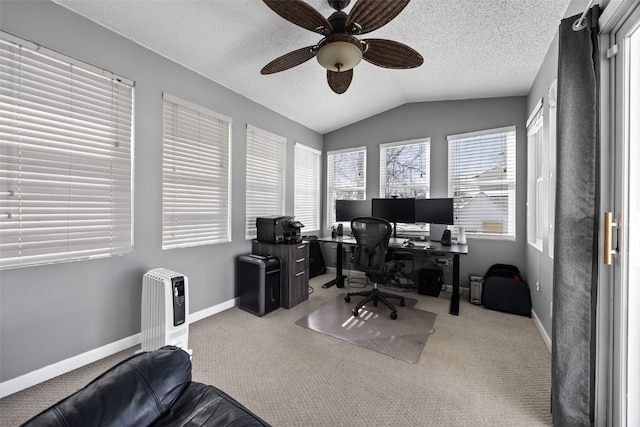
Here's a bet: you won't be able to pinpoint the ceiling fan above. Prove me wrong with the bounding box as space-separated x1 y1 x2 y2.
260 0 424 94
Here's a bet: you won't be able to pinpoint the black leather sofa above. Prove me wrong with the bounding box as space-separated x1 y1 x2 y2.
20 346 270 426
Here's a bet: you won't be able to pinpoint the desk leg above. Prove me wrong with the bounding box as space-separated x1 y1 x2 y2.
322 242 346 288
449 254 460 315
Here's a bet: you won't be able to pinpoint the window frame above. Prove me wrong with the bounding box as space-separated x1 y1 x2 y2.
379 138 430 235
245 125 287 240
527 99 544 251
161 93 232 250
326 146 367 228
294 142 321 232
447 126 517 241
0 32 134 269
548 79 558 258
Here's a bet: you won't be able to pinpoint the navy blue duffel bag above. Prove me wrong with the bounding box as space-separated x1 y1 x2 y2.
481 264 531 317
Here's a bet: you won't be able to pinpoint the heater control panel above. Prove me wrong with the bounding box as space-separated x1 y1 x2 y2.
172 276 186 326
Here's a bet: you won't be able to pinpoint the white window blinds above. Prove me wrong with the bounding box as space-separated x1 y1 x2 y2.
245 125 286 239
162 93 231 249
0 32 134 269
379 138 430 198
294 143 321 231
326 147 366 227
448 126 517 240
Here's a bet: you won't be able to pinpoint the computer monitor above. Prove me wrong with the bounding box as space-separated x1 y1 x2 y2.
335 199 371 222
414 198 454 225
371 198 416 224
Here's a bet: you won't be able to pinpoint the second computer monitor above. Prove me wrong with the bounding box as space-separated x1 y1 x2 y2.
335 199 371 222
371 198 416 224
414 198 454 225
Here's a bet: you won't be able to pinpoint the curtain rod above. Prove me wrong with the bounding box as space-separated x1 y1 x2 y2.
573 0 596 31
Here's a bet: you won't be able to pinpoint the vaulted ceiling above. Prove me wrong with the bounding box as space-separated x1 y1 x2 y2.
53 0 575 134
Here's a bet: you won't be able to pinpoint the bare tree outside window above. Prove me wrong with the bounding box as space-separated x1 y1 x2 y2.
379 139 430 235
383 144 428 198
326 148 366 227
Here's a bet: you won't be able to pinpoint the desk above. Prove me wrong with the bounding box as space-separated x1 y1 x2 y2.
317 235 468 315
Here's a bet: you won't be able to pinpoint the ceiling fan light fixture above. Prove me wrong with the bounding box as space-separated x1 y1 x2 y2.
316 40 362 72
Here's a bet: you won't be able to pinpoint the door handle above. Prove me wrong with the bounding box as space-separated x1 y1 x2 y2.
604 211 618 265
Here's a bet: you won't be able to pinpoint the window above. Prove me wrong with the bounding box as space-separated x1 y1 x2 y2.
0 32 134 269
548 79 557 258
380 138 430 234
527 99 544 250
294 143 321 231
162 94 231 249
448 126 517 240
245 125 286 239
326 147 366 227
379 139 430 198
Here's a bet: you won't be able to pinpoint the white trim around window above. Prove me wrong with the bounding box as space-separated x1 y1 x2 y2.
527 98 544 251
548 79 558 258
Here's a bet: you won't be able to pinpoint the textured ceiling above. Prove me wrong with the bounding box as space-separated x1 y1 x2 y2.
53 0 575 134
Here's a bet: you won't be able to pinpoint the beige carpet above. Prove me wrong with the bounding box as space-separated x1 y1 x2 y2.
0 273 552 426
296 294 436 363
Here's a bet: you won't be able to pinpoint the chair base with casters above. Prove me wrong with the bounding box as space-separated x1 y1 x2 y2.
348 216 404 319
345 282 406 319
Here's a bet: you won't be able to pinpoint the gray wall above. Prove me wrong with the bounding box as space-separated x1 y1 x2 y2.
0 1 322 383
524 0 589 339
525 30 558 339
322 97 529 286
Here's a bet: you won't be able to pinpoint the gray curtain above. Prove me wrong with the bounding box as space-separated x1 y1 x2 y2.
552 6 600 426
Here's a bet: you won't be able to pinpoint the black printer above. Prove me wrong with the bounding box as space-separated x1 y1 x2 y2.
256 216 304 244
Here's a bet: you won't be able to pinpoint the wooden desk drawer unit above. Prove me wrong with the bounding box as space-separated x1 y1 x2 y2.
252 241 309 309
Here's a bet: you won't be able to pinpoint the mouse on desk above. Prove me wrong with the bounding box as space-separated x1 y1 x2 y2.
402 241 415 248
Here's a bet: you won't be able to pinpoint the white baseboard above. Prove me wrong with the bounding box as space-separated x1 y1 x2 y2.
531 308 552 353
444 284 469 293
189 297 237 323
0 334 141 399
0 297 238 399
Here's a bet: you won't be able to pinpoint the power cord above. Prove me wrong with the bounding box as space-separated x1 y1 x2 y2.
346 277 367 289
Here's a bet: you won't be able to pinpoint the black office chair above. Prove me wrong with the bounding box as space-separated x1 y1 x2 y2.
345 217 406 319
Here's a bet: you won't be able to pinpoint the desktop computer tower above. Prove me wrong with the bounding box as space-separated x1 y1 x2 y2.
238 254 281 316
469 275 484 305
418 268 444 297
305 236 326 278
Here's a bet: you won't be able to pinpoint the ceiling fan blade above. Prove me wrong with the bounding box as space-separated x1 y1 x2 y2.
362 38 423 69
346 0 410 34
261 46 316 74
263 0 332 34
327 69 353 94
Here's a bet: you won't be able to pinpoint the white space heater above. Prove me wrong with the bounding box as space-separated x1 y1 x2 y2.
141 268 190 353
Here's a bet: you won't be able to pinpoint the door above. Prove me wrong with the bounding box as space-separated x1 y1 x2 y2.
608 4 640 425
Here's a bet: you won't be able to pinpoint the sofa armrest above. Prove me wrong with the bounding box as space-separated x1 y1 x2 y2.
21 346 192 427
152 382 270 427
